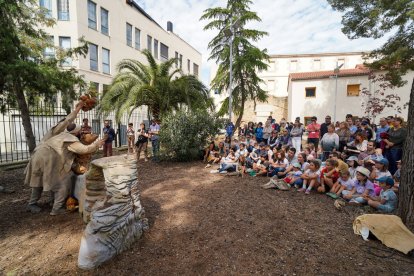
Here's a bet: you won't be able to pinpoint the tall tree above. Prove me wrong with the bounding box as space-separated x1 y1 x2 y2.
201 0 269 133
99 49 213 122
327 0 414 225
0 0 88 153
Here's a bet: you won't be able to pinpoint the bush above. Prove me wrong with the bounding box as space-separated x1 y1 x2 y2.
159 109 224 161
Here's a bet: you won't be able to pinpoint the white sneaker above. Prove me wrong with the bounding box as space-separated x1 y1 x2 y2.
219 171 228 174
210 169 219 174
205 164 212 168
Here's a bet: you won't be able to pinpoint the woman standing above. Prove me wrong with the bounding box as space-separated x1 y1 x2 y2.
263 120 273 144
384 117 407 174
319 124 339 161
290 120 303 154
336 121 351 152
136 123 149 162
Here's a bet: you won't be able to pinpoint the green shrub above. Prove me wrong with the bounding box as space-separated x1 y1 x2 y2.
159 109 224 161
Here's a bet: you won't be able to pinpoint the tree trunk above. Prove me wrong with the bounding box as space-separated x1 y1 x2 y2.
14 84 36 154
397 77 414 228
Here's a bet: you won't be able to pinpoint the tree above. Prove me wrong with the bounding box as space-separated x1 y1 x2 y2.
0 0 88 153
201 0 269 134
327 0 414 225
99 49 213 122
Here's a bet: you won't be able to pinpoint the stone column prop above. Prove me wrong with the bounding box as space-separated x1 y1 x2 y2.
78 155 148 270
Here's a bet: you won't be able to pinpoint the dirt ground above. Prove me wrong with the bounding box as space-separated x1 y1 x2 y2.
1 160 414 275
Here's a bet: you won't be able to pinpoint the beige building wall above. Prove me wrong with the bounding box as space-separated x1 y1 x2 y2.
288 71 412 123
210 52 367 122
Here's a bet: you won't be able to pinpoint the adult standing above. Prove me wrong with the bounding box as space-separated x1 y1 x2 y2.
320 115 332 139
306 116 320 149
383 117 406 174
102 120 115 157
255 122 264 143
226 121 235 138
149 119 161 161
136 123 149 162
290 119 304 154
336 121 351 152
319 124 339 161
262 120 273 144
376 117 390 148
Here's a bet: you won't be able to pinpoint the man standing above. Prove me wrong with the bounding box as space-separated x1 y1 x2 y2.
320 115 332 139
376 117 390 148
306 116 320 149
149 120 160 161
103 120 115 157
226 121 235 138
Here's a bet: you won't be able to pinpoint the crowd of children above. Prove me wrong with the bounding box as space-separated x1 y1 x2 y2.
205 115 404 214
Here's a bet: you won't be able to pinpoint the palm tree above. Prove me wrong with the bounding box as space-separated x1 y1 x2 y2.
99 49 213 122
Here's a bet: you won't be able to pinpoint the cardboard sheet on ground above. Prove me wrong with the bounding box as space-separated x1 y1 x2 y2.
353 214 414 254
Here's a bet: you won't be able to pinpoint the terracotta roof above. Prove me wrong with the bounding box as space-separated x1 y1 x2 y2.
289 64 370 81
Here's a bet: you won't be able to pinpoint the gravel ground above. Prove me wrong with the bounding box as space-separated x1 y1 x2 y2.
1 160 414 275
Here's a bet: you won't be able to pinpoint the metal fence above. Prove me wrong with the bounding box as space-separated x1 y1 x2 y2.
0 102 148 163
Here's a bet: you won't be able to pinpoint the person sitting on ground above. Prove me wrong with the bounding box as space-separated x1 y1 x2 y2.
306 143 317 159
329 152 349 175
345 132 368 155
268 131 279 149
276 129 292 150
357 140 383 164
277 148 298 178
224 136 231 152
346 156 359 179
330 170 354 196
370 157 392 196
393 160 401 191
249 135 257 150
283 163 303 185
253 154 269 176
291 153 309 188
236 143 248 173
206 142 226 168
298 159 321 194
342 167 375 205
317 159 339 193
204 141 218 164
267 149 289 177
365 177 398 213
211 146 239 174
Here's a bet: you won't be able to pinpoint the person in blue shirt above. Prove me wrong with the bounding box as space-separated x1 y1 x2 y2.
226 121 235 138
255 122 264 143
376 117 390 147
365 176 398 213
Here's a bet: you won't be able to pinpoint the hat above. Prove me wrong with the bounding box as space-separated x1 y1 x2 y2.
292 163 301 169
356 167 370 177
374 158 389 166
376 176 394 186
346 156 358 162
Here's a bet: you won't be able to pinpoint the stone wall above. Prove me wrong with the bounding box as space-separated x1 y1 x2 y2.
237 96 288 124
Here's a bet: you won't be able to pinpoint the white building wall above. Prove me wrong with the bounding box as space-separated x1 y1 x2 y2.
288 72 413 123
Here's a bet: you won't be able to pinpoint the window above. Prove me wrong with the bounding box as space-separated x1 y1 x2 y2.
57 0 69 20
100 8 109 35
147 35 152 53
135 28 141 50
126 23 132 47
347 84 360 96
305 87 316 98
193 63 199 76
313 59 321 70
102 48 110 74
43 36 54 58
40 0 52 18
179 54 183 69
89 43 98 71
59 37 71 66
160 43 169 61
290 60 298 71
175 52 179 67
154 39 158 59
187 59 190 72
87 1 97 30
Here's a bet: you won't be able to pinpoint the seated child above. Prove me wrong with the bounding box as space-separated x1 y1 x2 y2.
253 154 269 176
342 167 375 205
393 160 401 192
365 177 398 213
298 160 321 194
330 170 354 196
317 159 339 193
283 163 303 184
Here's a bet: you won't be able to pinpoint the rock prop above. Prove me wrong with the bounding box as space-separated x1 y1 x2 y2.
78 155 148 270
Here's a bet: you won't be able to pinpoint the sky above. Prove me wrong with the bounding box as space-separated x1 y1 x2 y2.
135 0 388 86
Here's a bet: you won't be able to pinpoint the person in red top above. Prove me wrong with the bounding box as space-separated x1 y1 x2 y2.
307 116 321 149
317 159 339 193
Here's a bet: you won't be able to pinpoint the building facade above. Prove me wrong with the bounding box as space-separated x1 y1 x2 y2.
41 0 201 112
210 52 366 123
